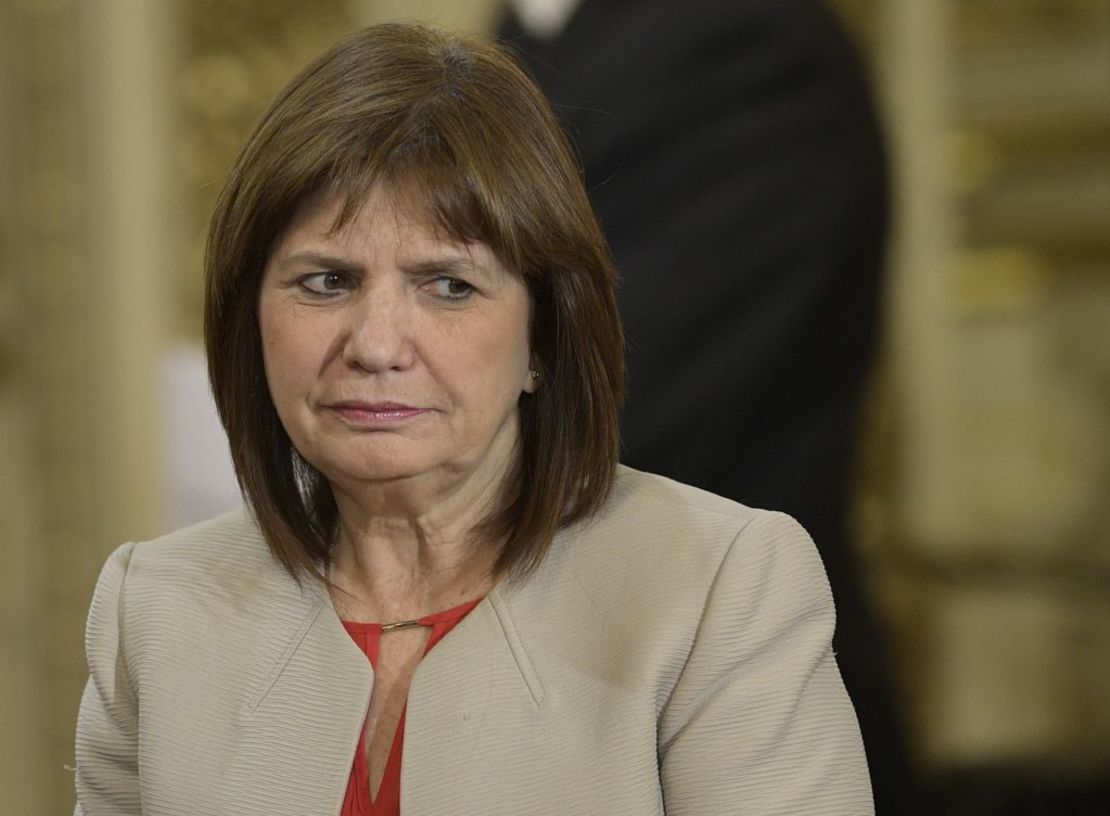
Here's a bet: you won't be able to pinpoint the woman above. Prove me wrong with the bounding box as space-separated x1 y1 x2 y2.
74 22 872 816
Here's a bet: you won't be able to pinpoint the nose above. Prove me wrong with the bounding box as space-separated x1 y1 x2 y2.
340 284 416 373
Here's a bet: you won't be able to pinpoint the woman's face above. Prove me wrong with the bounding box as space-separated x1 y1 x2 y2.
258 184 536 497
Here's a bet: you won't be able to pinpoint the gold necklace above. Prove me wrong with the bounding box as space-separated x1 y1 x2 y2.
380 619 425 632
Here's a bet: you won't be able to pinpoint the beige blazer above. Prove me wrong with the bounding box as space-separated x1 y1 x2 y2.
74 466 873 815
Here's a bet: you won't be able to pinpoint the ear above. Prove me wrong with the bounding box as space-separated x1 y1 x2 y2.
522 365 540 394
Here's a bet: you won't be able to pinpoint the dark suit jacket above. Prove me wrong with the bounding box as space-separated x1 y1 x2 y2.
500 0 885 584
498 2 923 811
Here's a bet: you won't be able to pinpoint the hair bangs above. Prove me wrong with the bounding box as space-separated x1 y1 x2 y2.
319 120 523 276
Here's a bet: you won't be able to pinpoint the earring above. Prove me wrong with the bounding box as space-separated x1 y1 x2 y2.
529 369 540 380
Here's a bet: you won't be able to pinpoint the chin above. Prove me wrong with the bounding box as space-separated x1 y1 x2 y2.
313 457 430 486
294 433 428 480
315 448 442 486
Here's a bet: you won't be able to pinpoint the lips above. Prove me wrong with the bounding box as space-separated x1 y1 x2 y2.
327 401 429 423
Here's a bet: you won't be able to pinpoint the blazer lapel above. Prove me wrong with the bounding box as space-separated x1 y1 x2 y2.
400 584 548 815
219 583 373 816
214 570 550 815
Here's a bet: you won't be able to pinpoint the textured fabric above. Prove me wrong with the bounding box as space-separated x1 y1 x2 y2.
74 466 873 815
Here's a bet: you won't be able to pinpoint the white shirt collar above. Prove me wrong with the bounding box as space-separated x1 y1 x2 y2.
507 0 583 39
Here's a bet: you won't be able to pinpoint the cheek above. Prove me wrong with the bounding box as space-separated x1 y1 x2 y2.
258 312 286 385
494 290 533 377
258 306 318 399
476 313 531 388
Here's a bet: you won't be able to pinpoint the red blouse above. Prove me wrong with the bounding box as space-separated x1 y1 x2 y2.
340 598 481 816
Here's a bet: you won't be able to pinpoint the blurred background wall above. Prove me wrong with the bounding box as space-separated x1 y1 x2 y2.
0 0 1107 813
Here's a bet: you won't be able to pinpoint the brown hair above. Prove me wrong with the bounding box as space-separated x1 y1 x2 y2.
205 22 623 582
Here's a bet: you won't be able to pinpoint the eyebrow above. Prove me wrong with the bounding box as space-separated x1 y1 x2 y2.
276 250 362 271
277 249 488 279
402 257 483 278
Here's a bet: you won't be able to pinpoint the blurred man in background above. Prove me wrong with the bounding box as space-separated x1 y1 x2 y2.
500 0 925 810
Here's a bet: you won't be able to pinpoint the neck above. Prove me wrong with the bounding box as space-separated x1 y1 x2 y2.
326 473 504 622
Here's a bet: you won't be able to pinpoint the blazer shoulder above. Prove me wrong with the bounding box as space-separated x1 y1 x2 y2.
125 506 273 580
535 466 819 623
601 467 826 601
110 507 309 636
501 467 831 714
605 465 767 537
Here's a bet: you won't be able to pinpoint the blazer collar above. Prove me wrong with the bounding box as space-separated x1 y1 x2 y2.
217 563 369 814
400 582 551 813
217 559 545 815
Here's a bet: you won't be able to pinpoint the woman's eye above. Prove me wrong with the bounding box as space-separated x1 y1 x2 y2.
299 271 351 296
428 276 475 301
